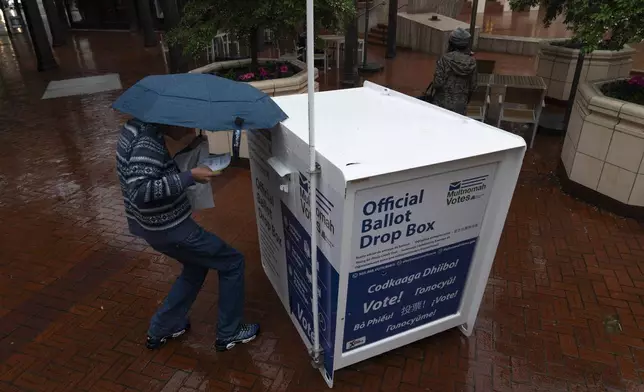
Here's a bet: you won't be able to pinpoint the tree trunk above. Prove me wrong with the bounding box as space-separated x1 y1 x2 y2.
137 0 157 47
249 28 259 69
125 0 139 32
42 0 66 46
21 0 58 71
563 50 586 133
160 0 186 72
342 0 359 87
161 0 180 30
469 0 478 50
385 0 398 58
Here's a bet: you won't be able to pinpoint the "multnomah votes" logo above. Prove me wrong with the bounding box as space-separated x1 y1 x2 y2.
446 175 489 206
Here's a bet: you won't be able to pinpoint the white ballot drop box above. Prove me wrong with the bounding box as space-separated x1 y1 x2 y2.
247 82 526 387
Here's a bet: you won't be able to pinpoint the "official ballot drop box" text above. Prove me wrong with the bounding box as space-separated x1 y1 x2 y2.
247 82 526 387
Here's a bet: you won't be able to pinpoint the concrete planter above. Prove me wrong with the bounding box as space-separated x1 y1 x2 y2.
189 58 319 158
407 0 465 17
396 12 478 55
561 79 644 209
476 34 541 57
537 41 635 101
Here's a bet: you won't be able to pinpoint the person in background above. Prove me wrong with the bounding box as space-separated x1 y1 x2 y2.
115 119 260 352
431 28 478 116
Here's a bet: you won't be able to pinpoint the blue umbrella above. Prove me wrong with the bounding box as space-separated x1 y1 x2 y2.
112 73 288 132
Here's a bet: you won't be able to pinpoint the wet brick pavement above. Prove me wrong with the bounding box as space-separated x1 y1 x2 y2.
1 31 644 392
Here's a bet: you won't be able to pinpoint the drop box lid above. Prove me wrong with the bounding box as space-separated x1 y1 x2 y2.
271 82 526 182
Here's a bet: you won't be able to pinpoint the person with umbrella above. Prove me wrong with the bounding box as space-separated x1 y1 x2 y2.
113 74 287 351
115 120 259 351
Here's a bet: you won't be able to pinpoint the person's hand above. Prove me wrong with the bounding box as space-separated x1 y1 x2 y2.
191 167 216 183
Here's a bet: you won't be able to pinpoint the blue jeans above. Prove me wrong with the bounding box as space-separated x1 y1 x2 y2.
147 227 244 339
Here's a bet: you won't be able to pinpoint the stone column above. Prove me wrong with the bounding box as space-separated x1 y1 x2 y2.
54 0 68 27
21 0 58 70
0 1 14 38
476 0 485 13
42 0 65 46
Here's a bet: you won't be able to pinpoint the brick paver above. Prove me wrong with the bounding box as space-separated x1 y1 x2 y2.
1 32 644 391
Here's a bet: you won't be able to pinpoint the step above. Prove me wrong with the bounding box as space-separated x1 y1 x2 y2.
368 38 387 45
366 39 387 47
368 37 387 45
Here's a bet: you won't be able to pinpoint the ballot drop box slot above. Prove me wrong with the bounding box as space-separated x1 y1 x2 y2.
247 82 526 387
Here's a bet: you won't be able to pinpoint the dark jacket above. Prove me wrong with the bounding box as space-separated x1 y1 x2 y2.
432 51 478 115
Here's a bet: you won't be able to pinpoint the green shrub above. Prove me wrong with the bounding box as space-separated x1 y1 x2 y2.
510 0 643 52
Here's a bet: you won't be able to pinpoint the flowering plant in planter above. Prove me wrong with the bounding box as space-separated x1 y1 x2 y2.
601 75 644 105
218 61 299 82
628 75 644 88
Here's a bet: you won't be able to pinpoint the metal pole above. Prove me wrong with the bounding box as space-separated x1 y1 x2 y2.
469 0 478 49
562 50 585 133
305 0 322 368
385 0 397 58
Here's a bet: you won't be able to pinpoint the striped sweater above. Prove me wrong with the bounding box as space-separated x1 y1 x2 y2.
116 119 197 244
